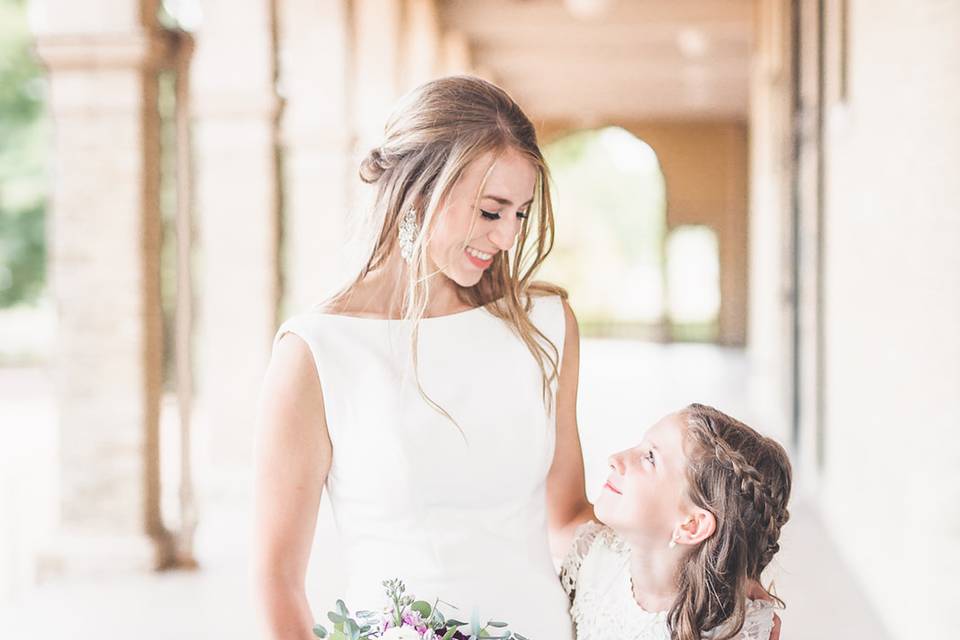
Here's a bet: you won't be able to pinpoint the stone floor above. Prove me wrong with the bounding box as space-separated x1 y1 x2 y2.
0 340 895 639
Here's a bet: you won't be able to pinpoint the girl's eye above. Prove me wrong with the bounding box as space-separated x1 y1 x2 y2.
645 450 656 466
517 210 529 220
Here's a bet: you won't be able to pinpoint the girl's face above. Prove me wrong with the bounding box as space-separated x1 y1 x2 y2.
426 147 537 288
595 412 694 546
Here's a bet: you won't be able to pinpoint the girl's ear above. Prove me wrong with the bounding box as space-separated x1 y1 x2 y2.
676 508 716 546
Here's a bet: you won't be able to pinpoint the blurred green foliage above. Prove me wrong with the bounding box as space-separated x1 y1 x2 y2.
0 0 48 307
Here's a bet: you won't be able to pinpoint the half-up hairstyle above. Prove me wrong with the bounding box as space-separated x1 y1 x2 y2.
325 75 566 432
668 403 792 640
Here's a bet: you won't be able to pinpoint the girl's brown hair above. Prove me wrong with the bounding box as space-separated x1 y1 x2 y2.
669 403 792 640
326 75 565 431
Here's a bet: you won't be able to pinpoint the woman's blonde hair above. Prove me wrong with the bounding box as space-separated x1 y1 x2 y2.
325 75 566 431
669 403 792 640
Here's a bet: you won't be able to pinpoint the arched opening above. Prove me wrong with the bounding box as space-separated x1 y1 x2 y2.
541 126 668 339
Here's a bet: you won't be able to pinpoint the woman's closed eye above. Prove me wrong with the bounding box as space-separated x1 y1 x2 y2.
481 209 529 221
645 449 656 467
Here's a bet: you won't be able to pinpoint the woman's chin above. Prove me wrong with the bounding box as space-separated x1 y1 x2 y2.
444 266 483 288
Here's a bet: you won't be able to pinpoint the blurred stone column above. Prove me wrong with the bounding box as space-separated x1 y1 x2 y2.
353 0 403 150
276 0 354 313
191 1 280 488
346 0 405 238
401 0 441 92
440 30 473 76
31 0 175 575
718 124 749 347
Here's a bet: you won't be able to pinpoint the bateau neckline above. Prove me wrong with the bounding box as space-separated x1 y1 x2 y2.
307 302 491 322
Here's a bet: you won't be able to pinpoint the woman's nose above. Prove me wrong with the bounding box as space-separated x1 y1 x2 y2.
487 216 521 251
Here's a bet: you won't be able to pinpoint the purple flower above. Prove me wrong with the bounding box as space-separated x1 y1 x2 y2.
402 611 428 634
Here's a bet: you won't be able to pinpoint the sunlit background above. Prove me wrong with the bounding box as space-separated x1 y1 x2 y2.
2 1 958 639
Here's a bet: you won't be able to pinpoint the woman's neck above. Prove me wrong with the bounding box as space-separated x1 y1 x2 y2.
336 254 468 318
626 539 681 613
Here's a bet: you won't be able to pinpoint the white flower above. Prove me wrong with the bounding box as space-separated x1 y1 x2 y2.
381 626 421 640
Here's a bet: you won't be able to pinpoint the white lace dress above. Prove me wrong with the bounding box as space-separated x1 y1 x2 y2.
559 522 777 640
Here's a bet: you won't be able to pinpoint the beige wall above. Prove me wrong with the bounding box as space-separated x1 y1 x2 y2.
751 1 960 637
626 122 749 345
819 1 960 637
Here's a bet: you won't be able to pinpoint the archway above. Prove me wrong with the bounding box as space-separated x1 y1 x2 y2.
541 126 668 339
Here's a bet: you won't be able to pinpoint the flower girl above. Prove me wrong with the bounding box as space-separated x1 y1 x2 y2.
560 403 790 640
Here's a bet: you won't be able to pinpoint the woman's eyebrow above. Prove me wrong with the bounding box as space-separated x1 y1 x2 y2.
482 194 534 207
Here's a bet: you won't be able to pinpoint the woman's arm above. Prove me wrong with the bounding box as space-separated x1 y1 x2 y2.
251 332 333 640
546 298 597 563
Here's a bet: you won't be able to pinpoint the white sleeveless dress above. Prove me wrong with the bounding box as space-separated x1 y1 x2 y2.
271 293 575 640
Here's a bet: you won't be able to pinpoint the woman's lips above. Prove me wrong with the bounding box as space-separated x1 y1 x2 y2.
603 481 622 495
464 247 494 269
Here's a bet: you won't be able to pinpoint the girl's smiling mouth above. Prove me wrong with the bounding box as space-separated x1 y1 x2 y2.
603 480 622 495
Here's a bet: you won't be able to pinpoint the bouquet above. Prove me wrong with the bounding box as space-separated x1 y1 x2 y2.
313 578 530 640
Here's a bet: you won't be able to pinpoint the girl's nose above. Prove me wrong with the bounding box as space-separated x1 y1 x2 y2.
608 452 626 475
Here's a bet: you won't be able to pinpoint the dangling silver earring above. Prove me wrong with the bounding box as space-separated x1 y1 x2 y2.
399 206 417 264
668 534 678 549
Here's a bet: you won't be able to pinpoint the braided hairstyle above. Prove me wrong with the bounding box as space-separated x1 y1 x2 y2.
668 403 792 640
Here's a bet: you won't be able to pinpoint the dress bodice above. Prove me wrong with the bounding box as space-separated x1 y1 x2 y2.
271 294 574 640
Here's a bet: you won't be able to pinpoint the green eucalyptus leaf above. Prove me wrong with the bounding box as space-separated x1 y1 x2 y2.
447 619 467 627
411 600 432 618
488 621 508 628
328 612 346 624
337 599 350 617
515 634 530 640
312 623 328 638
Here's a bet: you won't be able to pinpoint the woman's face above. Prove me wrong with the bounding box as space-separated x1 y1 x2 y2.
426 147 537 288
595 412 693 546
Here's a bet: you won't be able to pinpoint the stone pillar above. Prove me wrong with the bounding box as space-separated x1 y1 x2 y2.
440 29 473 76
276 0 354 314
347 0 405 234
191 1 280 486
747 0 793 443
31 0 175 575
717 125 749 347
401 0 441 92
353 0 404 149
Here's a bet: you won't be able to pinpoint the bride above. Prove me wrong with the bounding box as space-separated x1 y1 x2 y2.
252 75 594 639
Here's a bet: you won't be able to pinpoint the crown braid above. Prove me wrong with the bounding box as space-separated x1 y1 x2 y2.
691 413 791 573
666 404 792 640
